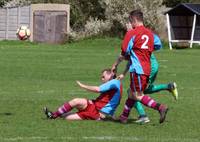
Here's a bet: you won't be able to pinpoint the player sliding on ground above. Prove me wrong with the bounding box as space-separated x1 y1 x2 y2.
43 68 122 121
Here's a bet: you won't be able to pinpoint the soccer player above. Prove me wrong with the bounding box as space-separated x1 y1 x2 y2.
125 21 178 101
43 68 122 121
118 54 178 123
117 18 178 124
144 53 178 98
112 10 168 123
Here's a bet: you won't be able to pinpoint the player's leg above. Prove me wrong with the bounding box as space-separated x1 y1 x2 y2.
133 101 150 123
65 112 83 120
145 83 178 100
137 94 168 123
144 69 170 94
119 73 148 123
127 88 150 123
119 96 135 123
44 98 88 119
145 66 177 96
131 74 168 123
73 100 101 120
144 57 169 94
145 73 178 100
146 54 178 99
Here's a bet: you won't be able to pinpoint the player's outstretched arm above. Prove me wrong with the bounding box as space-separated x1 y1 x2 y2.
76 81 100 93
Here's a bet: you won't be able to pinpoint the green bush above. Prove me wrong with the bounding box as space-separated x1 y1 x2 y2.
68 0 167 40
0 0 11 7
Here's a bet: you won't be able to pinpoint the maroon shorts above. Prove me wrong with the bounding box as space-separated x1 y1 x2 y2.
130 72 149 92
76 100 100 120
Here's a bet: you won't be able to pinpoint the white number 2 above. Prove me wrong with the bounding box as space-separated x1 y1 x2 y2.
141 35 149 49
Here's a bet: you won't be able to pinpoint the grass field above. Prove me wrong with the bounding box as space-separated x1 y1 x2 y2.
0 38 200 142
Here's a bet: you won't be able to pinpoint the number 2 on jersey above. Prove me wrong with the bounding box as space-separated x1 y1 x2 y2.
141 35 149 49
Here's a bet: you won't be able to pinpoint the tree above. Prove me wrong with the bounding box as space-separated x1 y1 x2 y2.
0 0 11 7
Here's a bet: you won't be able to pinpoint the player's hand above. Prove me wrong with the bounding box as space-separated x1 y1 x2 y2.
117 74 125 80
76 81 84 88
111 65 117 74
126 22 133 31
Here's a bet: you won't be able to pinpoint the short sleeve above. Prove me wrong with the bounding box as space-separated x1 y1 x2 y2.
154 34 162 50
121 31 135 56
99 79 120 93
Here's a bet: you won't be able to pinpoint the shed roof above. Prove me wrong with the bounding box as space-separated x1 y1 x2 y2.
165 3 200 16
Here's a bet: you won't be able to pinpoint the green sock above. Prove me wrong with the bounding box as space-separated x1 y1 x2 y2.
133 101 146 117
144 84 169 94
127 88 146 117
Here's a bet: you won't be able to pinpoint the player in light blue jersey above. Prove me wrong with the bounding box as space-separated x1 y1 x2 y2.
43 68 123 121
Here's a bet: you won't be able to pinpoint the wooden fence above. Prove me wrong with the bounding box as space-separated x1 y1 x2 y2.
0 6 31 40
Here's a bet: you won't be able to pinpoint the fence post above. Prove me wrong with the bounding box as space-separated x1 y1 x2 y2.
166 14 172 50
190 14 196 48
17 6 21 29
5 7 9 39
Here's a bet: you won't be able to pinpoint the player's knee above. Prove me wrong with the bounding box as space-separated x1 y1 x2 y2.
70 98 80 105
128 92 137 100
71 98 87 105
130 91 144 101
71 98 79 103
136 92 144 100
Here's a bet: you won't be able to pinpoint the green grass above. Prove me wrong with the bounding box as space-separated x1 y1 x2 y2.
0 38 200 142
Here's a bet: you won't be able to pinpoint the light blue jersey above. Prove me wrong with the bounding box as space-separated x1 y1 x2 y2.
93 79 122 116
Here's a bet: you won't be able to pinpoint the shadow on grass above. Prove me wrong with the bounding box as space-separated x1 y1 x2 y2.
41 112 170 126
102 117 169 126
174 46 189 50
102 117 140 124
0 112 13 116
170 43 200 50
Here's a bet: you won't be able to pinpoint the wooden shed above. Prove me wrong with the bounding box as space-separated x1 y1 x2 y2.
165 3 200 49
0 4 70 43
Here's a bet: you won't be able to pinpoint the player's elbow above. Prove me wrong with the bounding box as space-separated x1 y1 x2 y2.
95 87 100 93
92 87 100 93
118 54 125 62
154 45 162 50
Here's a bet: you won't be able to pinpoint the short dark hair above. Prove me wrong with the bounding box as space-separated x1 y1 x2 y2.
101 68 116 79
129 10 143 22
